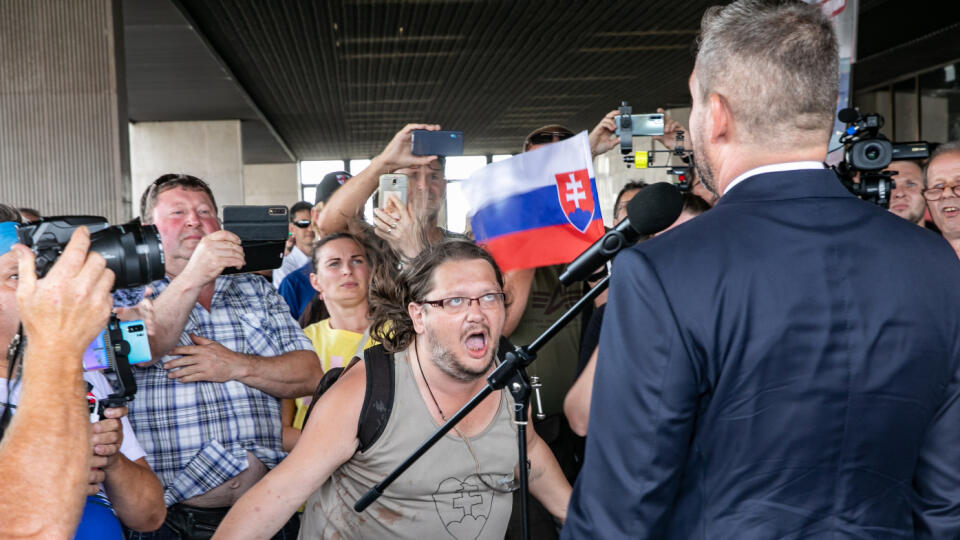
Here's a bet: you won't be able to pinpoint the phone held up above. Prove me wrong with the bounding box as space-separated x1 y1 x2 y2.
379 174 408 210
411 130 464 157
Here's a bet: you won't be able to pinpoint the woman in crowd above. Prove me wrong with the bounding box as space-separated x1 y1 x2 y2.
281 232 379 450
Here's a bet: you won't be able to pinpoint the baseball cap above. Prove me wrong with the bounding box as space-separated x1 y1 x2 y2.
315 171 352 205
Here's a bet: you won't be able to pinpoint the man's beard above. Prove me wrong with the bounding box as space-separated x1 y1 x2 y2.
425 328 494 383
692 133 720 198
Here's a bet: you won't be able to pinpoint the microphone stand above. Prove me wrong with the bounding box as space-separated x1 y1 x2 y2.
355 275 610 540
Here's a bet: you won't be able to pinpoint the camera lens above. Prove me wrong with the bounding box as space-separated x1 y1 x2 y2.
89 224 165 290
865 144 881 161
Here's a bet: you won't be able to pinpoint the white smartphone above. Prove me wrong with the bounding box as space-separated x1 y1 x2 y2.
379 174 408 210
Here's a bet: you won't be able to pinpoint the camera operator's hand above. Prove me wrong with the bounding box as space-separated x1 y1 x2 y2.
373 124 441 173
164 334 248 383
87 405 127 494
651 108 686 150
179 230 244 289
12 227 114 359
589 109 621 157
374 193 424 260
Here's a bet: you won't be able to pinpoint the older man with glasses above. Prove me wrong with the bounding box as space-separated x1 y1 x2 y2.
923 141 960 259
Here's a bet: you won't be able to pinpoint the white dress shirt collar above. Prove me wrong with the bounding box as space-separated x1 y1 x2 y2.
723 161 826 196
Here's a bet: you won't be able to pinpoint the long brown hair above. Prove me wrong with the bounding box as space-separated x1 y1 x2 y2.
369 240 504 352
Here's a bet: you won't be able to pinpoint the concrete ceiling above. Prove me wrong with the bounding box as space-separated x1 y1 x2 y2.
122 0 960 163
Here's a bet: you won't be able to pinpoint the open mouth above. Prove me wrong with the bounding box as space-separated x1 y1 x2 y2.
942 205 959 218
464 331 488 358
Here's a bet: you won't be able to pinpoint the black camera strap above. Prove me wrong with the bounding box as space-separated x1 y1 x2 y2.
0 324 24 440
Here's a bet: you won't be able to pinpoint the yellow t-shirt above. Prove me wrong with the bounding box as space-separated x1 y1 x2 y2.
294 319 378 429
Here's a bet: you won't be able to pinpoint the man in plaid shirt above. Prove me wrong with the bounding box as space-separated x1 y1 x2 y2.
121 174 321 540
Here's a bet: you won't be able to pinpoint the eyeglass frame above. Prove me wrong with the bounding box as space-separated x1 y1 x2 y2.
922 184 960 201
418 293 506 313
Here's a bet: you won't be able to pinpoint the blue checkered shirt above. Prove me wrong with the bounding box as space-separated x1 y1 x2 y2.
116 273 314 506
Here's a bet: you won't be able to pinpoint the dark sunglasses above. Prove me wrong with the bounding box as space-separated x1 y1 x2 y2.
525 130 574 148
292 219 312 229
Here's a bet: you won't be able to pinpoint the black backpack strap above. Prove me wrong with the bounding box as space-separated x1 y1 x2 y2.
357 344 395 452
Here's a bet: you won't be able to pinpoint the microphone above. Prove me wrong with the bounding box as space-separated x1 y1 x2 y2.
559 182 682 286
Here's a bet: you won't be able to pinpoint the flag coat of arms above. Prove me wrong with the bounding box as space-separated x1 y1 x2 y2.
463 132 605 272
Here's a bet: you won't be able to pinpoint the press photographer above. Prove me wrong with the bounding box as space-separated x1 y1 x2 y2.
0 205 164 539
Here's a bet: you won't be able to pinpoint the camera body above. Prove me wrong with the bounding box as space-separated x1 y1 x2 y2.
17 216 165 288
834 108 931 208
16 216 165 406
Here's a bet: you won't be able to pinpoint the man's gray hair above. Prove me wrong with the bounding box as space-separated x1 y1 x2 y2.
923 141 960 187
0 204 22 223
695 0 838 147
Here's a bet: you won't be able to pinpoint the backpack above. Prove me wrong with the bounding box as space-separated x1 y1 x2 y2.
304 344 395 452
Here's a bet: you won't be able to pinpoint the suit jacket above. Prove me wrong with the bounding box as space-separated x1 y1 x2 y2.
561 168 960 539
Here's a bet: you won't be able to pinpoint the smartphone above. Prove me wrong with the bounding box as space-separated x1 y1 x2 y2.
83 320 152 371
379 174 408 210
616 113 665 137
222 205 289 274
411 130 464 156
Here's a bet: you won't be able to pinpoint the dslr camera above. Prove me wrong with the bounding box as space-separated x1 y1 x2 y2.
833 108 930 208
16 216 165 408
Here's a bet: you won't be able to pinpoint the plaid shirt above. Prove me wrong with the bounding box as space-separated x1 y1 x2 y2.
117 273 313 506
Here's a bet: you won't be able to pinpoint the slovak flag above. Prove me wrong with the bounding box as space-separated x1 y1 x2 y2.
463 132 604 272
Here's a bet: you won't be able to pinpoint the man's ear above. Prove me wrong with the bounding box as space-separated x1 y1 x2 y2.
409 301 426 334
708 93 732 144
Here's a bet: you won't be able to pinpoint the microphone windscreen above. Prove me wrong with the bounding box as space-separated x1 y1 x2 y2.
837 107 859 124
626 182 684 236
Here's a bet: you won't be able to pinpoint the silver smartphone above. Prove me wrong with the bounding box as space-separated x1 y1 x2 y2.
379 174 408 209
615 113 665 137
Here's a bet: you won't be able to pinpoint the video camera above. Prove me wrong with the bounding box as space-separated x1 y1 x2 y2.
833 108 931 208
16 216 165 408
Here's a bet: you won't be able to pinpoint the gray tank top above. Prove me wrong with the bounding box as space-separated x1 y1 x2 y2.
299 350 519 539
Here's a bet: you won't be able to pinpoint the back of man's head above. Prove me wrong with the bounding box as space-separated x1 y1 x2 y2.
0 204 21 224
695 0 838 149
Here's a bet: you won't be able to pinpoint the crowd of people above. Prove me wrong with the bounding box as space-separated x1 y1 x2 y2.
4 0 960 538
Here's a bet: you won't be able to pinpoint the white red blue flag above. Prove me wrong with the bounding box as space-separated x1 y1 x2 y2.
463 132 604 272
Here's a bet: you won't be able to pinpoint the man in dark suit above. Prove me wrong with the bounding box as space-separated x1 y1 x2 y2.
561 1 960 538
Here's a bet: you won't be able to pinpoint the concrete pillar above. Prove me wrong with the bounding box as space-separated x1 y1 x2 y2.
0 0 130 222
243 163 300 206
129 120 243 218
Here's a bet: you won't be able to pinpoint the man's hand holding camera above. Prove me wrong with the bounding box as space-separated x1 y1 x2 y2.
14 227 115 360
372 123 441 173
179 230 245 289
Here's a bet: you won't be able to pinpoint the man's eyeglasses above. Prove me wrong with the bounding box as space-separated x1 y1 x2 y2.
524 130 574 149
922 185 960 201
292 219 312 229
419 293 505 314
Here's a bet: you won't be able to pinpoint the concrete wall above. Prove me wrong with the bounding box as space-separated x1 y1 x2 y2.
594 107 691 226
0 0 130 222
129 120 243 217
243 163 300 206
